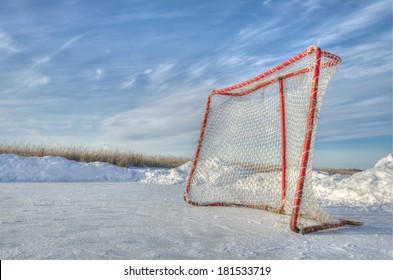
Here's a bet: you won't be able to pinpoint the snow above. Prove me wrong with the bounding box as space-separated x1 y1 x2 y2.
0 154 191 183
313 154 393 209
0 153 392 259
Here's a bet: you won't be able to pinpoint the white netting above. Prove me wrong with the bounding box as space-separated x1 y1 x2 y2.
185 47 341 231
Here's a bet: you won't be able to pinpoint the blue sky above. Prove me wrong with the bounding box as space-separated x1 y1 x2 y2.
0 0 391 169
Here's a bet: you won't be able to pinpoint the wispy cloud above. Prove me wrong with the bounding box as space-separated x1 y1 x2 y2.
148 63 176 81
234 18 284 49
100 78 215 154
58 35 83 52
0 29 20 54
8 70 51 92
189 65 206 77
333 38 392 81
120 76 136 89
95 68 104 80
32 55 51 67
33 34 83 67
146 63 177 91
26 74 51 88
318 95 392 142
301 0 321 13
316 0 391 44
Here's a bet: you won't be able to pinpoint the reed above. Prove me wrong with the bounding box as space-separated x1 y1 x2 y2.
0 142 189 168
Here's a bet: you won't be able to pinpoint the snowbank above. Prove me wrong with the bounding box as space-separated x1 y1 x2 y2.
313 154 393 207
0 154 191 184
0 153 391 208
0 154 136 182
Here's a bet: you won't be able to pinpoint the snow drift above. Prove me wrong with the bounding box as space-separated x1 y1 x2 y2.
313 154 393 208
0 153 392 208
0 154 191 184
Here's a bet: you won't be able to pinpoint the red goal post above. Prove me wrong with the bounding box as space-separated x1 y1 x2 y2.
184 46 362 234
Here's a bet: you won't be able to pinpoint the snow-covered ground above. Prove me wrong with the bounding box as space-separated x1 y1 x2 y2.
0 154 391 259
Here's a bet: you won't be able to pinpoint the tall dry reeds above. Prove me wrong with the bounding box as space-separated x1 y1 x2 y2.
0 142 189 168
0 142 362 174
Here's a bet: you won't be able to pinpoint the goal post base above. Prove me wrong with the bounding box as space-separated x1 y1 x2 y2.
183 198 278 212
185 196 364 234
298 219 364 235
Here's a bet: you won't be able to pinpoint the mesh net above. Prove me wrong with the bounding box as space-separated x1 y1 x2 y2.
184 46 341 232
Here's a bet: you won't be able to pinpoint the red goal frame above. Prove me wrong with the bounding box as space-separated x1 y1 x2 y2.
184 46 359 234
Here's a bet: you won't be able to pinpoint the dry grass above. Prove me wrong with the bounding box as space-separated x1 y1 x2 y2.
0 142 363 174
217 162 362 175
315 167 363 175
0 142 189 168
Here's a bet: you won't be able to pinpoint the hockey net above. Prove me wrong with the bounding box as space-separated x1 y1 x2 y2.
184 46 358 234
